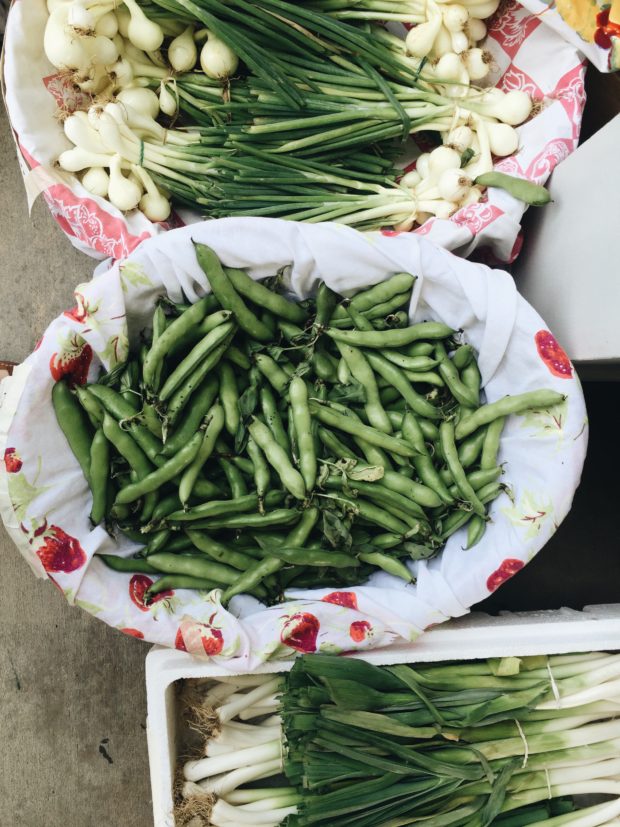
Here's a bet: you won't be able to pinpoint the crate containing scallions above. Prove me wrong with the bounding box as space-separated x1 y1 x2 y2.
145 605 620 827
3 0 585 258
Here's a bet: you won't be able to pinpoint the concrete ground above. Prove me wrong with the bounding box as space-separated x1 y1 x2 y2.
0 84 619 826
0 109 152 826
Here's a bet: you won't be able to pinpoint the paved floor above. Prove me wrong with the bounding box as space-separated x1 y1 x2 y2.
0 95 618 826
0 109 152 826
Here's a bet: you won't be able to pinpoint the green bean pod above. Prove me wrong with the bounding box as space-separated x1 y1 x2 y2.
451 344 475 371
146 551 248 589
268 546 359 568
221 507 319 604
371 533 403 549
146 529 172 556
248 418 306 499
170 490 283 523
382 352 439 372
246 436 270 507
439 421 486 518
309 401 416 458
254 354 290 394
102 412 157 520
165 335 233 426
364 351 441 420
465 515 487 549
443 466 503 497
142 293 212 391
185 531 258 571
86 385 165 467
225 345 251 371
115 431 203 505
326 321 454 349
475 172 551 206
98 554 156 574
260 385 291 454
75 386 104 428
413 455 454 505
372 311 409 330
218 456 249 499
457 427 488 469
159 319 235 403
217 361 240 437
52 381 93 483
336 342 392 434
146 574 220 596
315 281 340 329
436 342 479 409
194 508 300 530
289 376 317 492
161 375 219 458
89 428 110 525
358 550 413 582
364 290 411 320
192 479 222 500
382 469 442 509
194 244 272 341
480 416 506 470
225 267 306 324
179 404 225 505
455 391 566 440
349 273 415 313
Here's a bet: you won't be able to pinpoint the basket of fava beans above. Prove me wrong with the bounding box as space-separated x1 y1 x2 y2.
0 218 587 665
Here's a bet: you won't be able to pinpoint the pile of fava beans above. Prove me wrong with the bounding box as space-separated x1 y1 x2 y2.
52 243 564 606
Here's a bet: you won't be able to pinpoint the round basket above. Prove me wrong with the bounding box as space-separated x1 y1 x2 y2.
0 219 587 667
2 0 586 262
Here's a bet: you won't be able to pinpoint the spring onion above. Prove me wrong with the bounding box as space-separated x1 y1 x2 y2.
174 651 620 827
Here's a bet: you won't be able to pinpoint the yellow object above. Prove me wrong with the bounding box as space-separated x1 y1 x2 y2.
553 0 600 43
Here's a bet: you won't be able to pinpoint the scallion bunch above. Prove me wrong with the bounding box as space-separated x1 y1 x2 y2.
176 652 620 827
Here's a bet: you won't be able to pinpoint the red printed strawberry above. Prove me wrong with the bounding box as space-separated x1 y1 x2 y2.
201 627 224 656
486 558 525 592
129 574 174 611
322 591 358 610
175 628 188 652
349 620 372 642
281 612 320 653
36 525 87 573
535 331 572 379
50 335 93 387
120 628 144 639
4 447 22 473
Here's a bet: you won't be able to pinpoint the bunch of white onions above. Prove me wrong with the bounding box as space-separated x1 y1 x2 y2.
45 0 241 217
175 675 298 827
405 0 497 67
394 92 531 229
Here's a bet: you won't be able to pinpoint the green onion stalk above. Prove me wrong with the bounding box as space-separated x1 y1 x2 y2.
176 652 620 827
97 0 503 227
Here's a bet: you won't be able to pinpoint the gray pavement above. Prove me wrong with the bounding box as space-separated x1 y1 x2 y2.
0 108 152 826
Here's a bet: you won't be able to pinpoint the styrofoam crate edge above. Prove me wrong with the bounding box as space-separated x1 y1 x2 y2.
146 605 620 827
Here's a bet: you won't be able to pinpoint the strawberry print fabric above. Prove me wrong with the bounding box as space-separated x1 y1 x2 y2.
0 219 587 667
3 0 586 262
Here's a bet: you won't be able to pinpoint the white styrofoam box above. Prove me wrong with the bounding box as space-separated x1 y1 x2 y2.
146 604 620 827
514 115 620 364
